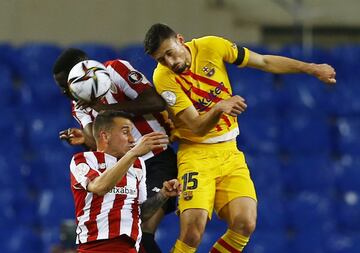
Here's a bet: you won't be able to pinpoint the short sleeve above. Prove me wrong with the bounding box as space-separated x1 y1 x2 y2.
70 155 100 190
153 68 193 116
72 102 94 128
203 36 250 67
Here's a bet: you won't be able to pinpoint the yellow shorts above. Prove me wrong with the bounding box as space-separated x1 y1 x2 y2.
177 140 257 218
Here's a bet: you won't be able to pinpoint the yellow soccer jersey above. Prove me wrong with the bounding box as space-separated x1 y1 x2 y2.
153 36 250 143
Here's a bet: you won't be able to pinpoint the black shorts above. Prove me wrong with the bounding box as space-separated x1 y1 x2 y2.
144 146 178 214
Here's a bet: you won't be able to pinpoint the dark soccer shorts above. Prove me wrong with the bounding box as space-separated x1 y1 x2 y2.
144 146 178 214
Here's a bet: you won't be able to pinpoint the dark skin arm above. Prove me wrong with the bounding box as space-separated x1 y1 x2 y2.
140 179 181 222
59 126 96 150
77 87 167 114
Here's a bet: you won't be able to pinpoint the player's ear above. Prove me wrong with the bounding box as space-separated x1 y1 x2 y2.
100 131 109 142
176 34 185 45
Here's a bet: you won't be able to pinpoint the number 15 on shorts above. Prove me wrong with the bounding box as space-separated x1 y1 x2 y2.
181 172 199 191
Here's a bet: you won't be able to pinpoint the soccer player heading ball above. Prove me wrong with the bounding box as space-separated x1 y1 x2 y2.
144 23 336 253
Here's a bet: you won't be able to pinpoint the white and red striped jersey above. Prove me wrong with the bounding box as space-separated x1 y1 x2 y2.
70 151 147 249
72 59 171 160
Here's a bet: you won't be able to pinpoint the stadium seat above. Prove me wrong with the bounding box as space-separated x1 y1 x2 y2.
279 112 332 154
336 117 360 154
119 44 157 81
337 154 360 185
286 192 335 234
256 197 286 231
243 230 288 253
0 64 17 106
326 232 360 253
38 188 74 228
245 154 283 199
71 43 119 63
228 64 276 115
288 230 327 253
16 43 62 81
282 154 336 194
156 213 179 252
336 191 360 231
237 115 280 154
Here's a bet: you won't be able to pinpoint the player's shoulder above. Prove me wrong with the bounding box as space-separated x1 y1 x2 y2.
71 151 102 166
188 35 225 48
153 63 173 82
104 59 133 71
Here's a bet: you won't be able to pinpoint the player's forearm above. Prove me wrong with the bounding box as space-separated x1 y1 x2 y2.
87 151 138 195
260 55 315 75
140 190 168 222
191 106 223 136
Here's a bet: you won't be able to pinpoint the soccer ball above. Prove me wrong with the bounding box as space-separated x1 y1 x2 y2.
68 60 111 102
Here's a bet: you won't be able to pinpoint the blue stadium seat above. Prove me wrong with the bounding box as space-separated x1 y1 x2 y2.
38 188 74 228
71 43 119 63
119 44 157 81
288 231 327 253
0 226 43 253
336 117 360 154
286 192 335 234
256 198 286 231
327 232 360 253
279 112 332 154
282 154 336 194
0 64 17 106
245 154 283 199
237 115 280 154
335 155 360 193
243 230 288 253
156 213 179 252
336 191 360 231
228 64 276 115
16 43 62 81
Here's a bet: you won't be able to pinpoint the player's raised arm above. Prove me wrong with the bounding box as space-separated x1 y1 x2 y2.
246 50 336 84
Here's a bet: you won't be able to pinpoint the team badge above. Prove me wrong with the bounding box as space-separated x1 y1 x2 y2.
128 71 143 84
202 63 215 77
74 163 90 178
161 90 177 106
183 191 193 201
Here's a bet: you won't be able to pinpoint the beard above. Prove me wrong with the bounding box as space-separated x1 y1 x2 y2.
172 62 189 74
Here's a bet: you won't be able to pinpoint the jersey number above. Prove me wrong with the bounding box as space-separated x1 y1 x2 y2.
182 172 199 191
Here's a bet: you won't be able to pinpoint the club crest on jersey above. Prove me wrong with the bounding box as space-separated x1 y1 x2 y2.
183 191 193 201
202 63 215 77
128 71 143 84
74 163 90 177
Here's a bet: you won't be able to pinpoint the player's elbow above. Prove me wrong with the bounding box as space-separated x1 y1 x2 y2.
191 126 208 137
151 98 167 112
88 182 110 196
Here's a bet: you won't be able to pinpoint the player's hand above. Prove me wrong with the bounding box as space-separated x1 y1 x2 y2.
160 179 182 198
129 132 169 157
311 63 336 84
215 95 247 116
59 128 85 146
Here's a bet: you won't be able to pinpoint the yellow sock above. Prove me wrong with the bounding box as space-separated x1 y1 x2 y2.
171 239 197 253
210 229 250 253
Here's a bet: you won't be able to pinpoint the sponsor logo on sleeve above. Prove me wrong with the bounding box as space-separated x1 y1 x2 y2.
161 90 177 106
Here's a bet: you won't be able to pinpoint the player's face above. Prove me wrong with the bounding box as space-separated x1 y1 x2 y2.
152 34 191 74
106 118 135 158
54 71 75 100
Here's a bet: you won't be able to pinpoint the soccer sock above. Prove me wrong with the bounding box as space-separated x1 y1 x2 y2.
140 232 162 253
210 229 250 253
171 240 197 253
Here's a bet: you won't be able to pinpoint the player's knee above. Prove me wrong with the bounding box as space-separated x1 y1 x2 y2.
180 222 206 247
230 215 256 236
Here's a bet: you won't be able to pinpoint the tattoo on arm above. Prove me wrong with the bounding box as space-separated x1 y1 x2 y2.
140 192 168 222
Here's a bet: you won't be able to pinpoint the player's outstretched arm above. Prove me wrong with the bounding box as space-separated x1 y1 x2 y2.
141 179 181 222
246 50 336 84
88 88 167 115
87 132 169 196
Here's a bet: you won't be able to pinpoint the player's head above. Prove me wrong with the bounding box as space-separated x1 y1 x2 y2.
93 110 135 158
144 23 191 74
53 48 89 99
